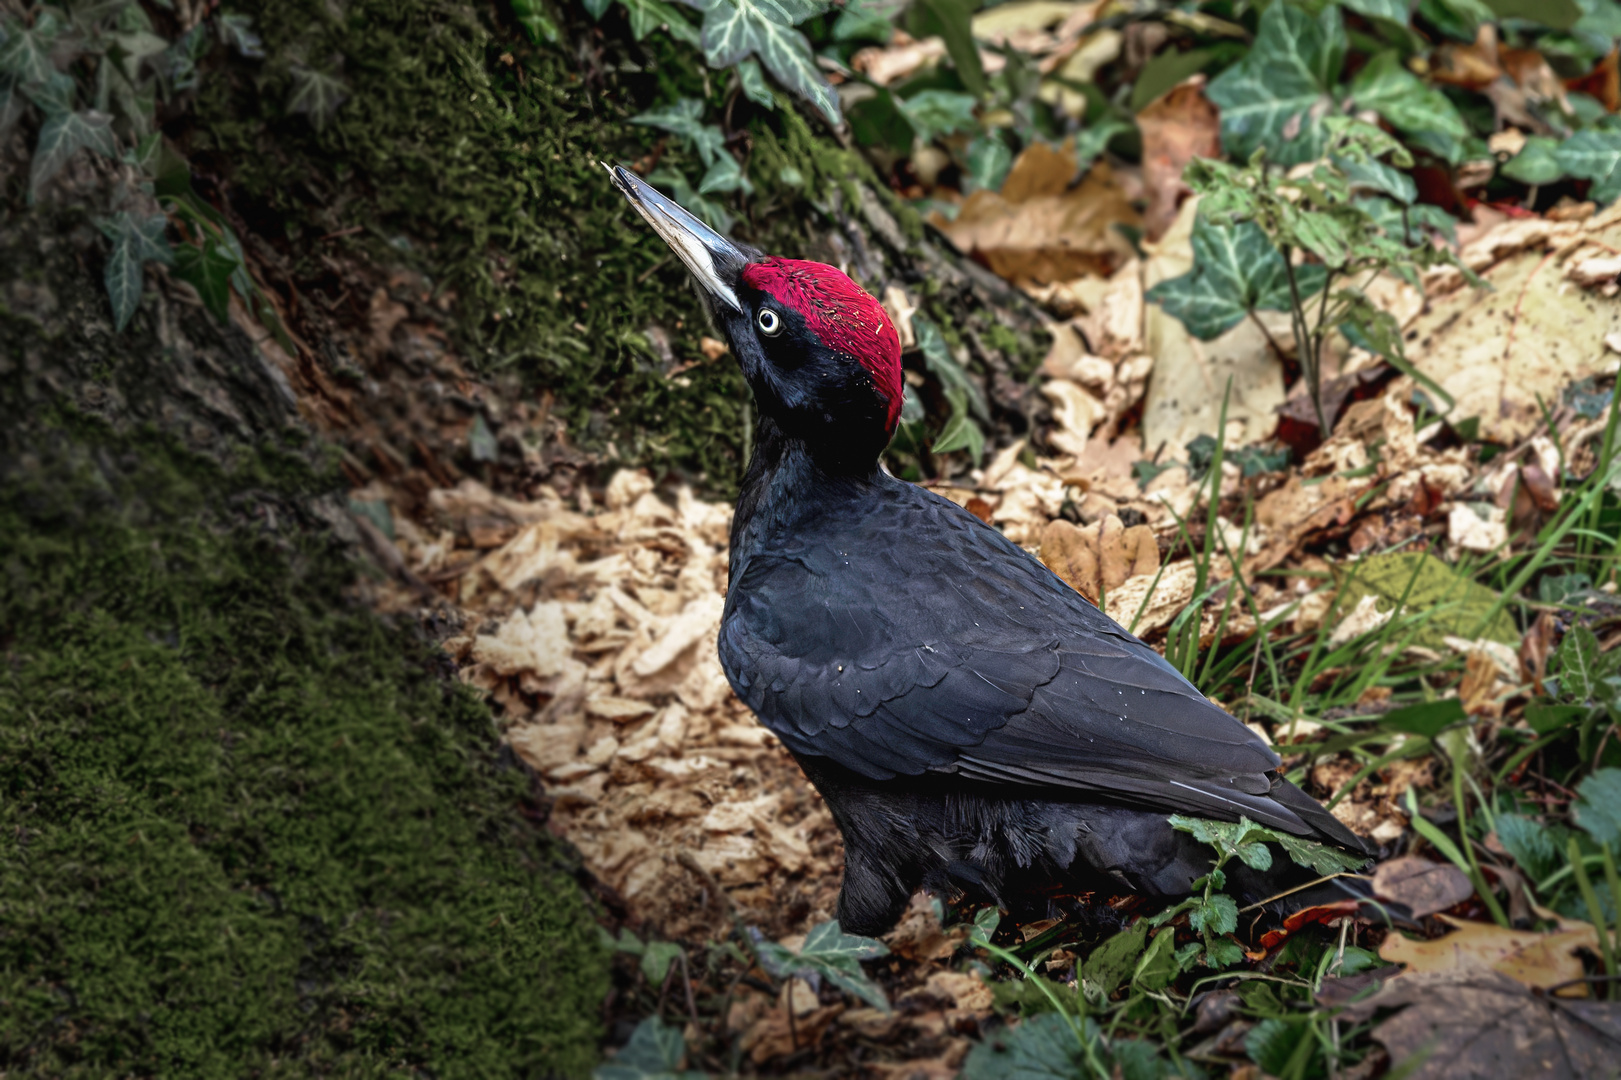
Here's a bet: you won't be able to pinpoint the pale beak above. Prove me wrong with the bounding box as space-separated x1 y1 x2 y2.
604 163 748 315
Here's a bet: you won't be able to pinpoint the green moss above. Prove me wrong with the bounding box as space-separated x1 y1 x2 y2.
0 417 607 1076
189 0 863 492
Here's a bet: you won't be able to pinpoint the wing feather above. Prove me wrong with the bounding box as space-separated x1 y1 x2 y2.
720 477 1359 847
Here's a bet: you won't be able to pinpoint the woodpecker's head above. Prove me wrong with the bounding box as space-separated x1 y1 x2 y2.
608 165 902 469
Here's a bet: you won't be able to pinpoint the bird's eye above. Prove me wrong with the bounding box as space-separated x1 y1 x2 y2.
757 308 782 336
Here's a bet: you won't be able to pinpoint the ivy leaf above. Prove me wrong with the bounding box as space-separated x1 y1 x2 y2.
1 75 23 138
965 134 1012 192
100 210 174 332
632 99 726 167
914 315 988 421
753 919 890 1010
640 940 684 985
1485 0 1582 28
1205 3 1344 166
1145 217 1325 341
931 386 985 462
832 0 892 42
1573 768 1621 849
898 88 977 143
287 66 348 129
1073 118 1133 172
736 57 774 109
595 1016 704 1080
693 0 839 124
217 13 265 58
1557 130 1621 205
1502 135 1563 185
1420 0 1496 39
621 0 701 45
697 150 752 195
173 235 241 322
1350 51 1469 141
512 0 561 43
0 9 63 86
645 167 732 232
1340 0 1412 20
23 68 73 116
1336 154 1416 203
29 108 117 203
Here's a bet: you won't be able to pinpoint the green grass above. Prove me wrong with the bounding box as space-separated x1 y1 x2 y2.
0 417 608 1076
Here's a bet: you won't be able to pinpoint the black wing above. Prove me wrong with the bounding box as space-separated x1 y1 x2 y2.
720 476 1364 850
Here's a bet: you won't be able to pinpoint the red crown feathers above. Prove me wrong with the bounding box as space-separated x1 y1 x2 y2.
741 259 904 431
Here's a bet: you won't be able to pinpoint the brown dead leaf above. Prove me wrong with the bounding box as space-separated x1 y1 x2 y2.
1040 514 1160 604
1567 47 1621 113
1372 856 1475 918
1136 78 1221 241
1521 610 1559 695
740 1002 843 1064
1432 26 1503 89
1339 970 1621 1080
933 146 1140 285
1104 558 1197 633
1460 648 1504 718
1379 915 1599 991
851 34 946 86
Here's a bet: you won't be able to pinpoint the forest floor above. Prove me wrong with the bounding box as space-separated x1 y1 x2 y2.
284 182 1621 1077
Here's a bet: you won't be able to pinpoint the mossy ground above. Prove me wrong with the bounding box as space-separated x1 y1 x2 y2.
0 415 607 1076
190 0 882 494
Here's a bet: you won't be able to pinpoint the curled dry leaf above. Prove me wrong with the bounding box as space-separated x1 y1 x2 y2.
1039 514 1160 604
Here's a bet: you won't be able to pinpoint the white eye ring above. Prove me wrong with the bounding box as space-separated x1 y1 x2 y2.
757 308 782 336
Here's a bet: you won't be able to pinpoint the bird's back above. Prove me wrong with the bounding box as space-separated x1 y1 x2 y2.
721 471 1363 850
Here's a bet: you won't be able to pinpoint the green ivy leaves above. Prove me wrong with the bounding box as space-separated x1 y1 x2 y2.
632 97 754 227
287 66 349 130
100 211 174 331
688 0 839 124
1146 218 1323 341
1206 4 1344 166
594 1017 705 1080
753 918 891 1010
1208 5 1469 168
1556 130 1621 204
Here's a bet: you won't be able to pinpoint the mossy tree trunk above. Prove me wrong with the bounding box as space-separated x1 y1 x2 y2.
2 0 1049 1073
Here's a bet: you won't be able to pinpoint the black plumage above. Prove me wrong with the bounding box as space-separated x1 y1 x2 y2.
608 165 1371 935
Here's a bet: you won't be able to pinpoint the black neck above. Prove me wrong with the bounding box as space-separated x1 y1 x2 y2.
729 413 883 572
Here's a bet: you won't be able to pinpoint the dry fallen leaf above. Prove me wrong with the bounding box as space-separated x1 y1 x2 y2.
1379 915 1599 991
1372 856 1475 918
1039 514 1160 604
1339 970 1621 1080
1135 78 1221 242
1408 225 1621 443
933 144 1140 285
